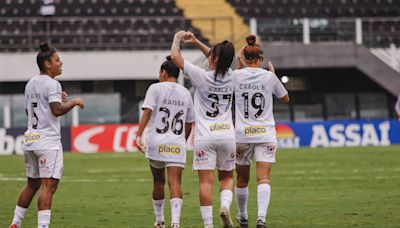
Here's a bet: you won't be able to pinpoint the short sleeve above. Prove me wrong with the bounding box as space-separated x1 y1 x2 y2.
272 73 288 98
48 80 62 103
185 94 195 123
183 60 206 87
142 84 158 111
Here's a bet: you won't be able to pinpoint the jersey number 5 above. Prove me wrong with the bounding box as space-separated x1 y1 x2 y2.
156 107 184 135
31 102 39 129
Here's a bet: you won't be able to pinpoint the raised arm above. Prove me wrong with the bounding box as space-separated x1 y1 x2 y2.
185 32 211 57
50 98 84 117
170 31 186 70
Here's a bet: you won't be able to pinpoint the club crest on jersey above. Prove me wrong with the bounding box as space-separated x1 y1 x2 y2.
209 122 231 132
158 145 181 154
244 126 267 136
24 133 41 143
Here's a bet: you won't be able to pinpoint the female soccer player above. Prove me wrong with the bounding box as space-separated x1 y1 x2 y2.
234 35 289 228
10 42 84 228
136 56 195 228
171 31 236 228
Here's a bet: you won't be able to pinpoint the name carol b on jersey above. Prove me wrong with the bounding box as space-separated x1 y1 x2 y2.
239 84 266 91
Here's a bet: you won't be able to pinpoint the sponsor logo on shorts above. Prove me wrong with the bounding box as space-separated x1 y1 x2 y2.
158 145 181 154
260 144 276 153
40 158 47 165
24 133 41 143
195 150 208 161
209 122 231 132
244 125 267 136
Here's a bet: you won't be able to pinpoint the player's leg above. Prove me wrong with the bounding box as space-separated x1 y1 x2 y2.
235 143 254 227
10 150 41 228
217 140 236 228
10 178 41 228
235 165 250 227
150 161 166 228
198 170 214 228
167 165 184 227
193 141 217 227
38 177 59 228
37 146 63 228
254 143 277 227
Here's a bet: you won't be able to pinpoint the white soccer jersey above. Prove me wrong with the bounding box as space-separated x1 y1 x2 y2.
183 60 235 141
23 75 62 150
142 82 195 163
234 68 288 143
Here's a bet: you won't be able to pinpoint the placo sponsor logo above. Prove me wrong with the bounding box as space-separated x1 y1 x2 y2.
24 133 41 143
0 128 24 155
158 145 181 154
276 124 300 148
244 125 266 136
72 125 140 153
209 122 231 132
310 122 391 147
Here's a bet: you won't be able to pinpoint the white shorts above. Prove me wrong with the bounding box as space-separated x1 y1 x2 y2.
148 159 185 169
193 140 236 171
24 144 64 180
236 142 277 166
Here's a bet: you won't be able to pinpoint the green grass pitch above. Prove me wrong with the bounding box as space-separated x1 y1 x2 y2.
1 146 399 227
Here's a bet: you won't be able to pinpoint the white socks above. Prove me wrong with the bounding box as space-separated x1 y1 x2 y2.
200 205 213 226
220 189 233 210
235 186 249 219
170 198 183 225
257 183 271 222
12 205 27 226
38 210 51 228
152 199 165 223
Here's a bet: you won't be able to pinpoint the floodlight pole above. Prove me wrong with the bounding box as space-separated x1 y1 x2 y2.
4 102 11 129
303 18 310 45
355 18 362 45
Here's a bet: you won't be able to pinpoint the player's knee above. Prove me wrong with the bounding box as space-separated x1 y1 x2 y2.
257 179 271 185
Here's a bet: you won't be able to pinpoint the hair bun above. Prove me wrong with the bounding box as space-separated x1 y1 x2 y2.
39 42 50 52
246 34 256 45
166 55 172 61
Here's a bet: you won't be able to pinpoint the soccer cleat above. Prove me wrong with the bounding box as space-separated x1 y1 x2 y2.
170 223 180 228
9 224 19 228
235 213 249 228
219 206 233 228
154 221 166 228
256 219 267 228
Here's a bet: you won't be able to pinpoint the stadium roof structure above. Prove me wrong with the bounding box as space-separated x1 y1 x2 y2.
263 42 400 96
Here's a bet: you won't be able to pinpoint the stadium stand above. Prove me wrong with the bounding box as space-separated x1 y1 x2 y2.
0 0 209 51
227 0 400 47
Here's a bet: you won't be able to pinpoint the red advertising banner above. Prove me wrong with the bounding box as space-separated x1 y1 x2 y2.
71 124 195 153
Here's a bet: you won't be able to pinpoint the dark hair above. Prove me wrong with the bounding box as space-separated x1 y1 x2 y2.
160 55 180 79
37 41 57 73
211 40 234 80
243 34 264 61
